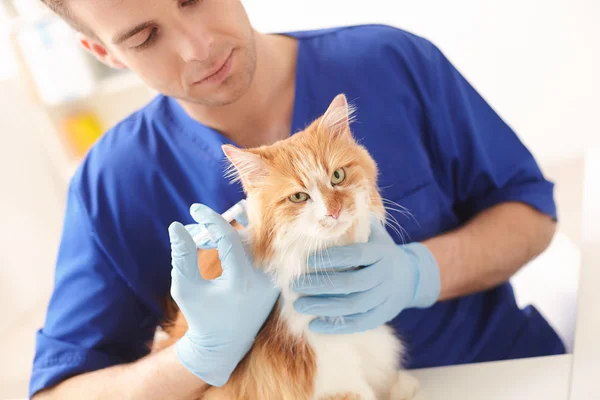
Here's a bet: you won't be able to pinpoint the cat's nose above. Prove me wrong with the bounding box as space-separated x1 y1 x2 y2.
325 204 342 220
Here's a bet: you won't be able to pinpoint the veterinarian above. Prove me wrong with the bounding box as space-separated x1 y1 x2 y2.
30 1 564 398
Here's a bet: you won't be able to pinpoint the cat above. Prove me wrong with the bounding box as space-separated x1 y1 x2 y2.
155 94 420 400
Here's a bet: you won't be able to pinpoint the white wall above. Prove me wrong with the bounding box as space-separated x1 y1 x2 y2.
0 78 66 329
244 0 600 165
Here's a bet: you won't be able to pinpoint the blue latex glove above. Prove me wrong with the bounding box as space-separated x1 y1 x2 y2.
292 217 440 334
169 204 279 386
185 204 249 249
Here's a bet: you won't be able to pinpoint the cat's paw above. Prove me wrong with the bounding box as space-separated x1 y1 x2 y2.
389 370 420 400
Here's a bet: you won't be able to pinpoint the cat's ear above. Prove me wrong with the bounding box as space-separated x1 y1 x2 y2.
222 144 267 188
318 93 355 141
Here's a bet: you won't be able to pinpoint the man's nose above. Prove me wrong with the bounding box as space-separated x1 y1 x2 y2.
177 25 213 62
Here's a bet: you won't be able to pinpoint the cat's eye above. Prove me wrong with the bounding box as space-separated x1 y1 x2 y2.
331 168 346 185
289 192 310 203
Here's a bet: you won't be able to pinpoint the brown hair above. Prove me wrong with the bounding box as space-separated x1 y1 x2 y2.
39 0 97 38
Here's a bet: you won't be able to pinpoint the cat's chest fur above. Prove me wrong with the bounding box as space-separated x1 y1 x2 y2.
263 221 404 399
270 217 372 337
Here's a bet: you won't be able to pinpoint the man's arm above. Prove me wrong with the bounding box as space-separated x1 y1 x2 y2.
424 201 557 301
34 205 279 398
291 203 556 335
33 345 208 400
290 33 560 334
31 202 278 398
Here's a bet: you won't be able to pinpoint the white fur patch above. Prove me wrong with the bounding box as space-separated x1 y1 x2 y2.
264 187 416 399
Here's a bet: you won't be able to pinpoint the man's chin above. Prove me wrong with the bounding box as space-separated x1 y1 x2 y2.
180 84 246 107
183 69 254 107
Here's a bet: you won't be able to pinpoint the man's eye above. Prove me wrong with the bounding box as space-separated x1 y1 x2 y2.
181 0 200 6
134 28 158 50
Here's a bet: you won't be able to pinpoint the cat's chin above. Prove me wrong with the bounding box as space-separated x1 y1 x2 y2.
316 219 353 240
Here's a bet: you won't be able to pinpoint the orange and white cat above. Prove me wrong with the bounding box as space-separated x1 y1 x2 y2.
156 94 420 400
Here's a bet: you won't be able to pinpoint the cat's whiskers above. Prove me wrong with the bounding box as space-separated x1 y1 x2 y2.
315 239 328 286
384 211 408 244
300 235 315 288
306 236 318 287
381 197 408 211
384 205 415 223
381 197 419 226
380 198 414 243
284 231 309 285
315 239 323 284
309 236 325 285
321 246 336 289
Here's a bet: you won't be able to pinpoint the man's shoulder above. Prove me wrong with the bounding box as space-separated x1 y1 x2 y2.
292 23 441 62
68 95 170 206
289 23 417 41
79 95 168 168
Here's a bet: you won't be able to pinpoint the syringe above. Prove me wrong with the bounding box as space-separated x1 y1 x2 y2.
192 199 248 246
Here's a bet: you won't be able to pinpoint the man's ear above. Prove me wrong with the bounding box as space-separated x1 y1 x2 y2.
76 32 127 69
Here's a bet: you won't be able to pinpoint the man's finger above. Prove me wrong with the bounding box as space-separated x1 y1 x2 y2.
368 217 398 244
291 264 383 295
293 285 385 317
190 204 237 240
190 204 248 281
307 242 382 272
185 223 216 249
234 208 249 228
308 305 384 334
169 221 202 280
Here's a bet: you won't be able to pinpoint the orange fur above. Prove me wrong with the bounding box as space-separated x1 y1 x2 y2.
154 94 385 399
228 102 384 266
202 304 317 400
319 395 363 400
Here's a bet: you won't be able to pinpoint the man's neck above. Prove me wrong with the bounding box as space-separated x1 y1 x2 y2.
177 31 298 149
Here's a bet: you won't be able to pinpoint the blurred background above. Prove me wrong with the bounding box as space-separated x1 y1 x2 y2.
0 0 597 398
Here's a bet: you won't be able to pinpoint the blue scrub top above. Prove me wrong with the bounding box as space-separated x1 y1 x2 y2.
30 24 565 397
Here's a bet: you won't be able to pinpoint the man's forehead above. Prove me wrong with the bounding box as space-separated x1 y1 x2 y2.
72 0 143 12
70 0 134 18
70 0 156 39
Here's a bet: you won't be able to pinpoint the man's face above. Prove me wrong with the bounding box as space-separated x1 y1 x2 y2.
71 0 256 106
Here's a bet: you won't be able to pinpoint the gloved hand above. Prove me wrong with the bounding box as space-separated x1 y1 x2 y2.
292 217 440 334
185 205 249 249
169 204 279 386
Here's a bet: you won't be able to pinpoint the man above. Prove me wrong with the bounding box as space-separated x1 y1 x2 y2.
31 0 564 398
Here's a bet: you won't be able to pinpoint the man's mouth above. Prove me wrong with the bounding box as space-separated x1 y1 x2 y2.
193 50 234 86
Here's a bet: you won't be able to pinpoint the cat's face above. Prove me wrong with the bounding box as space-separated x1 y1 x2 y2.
223 94 383 262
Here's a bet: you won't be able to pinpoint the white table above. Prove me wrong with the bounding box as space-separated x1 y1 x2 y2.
411 354 571 400
568 149 600 400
